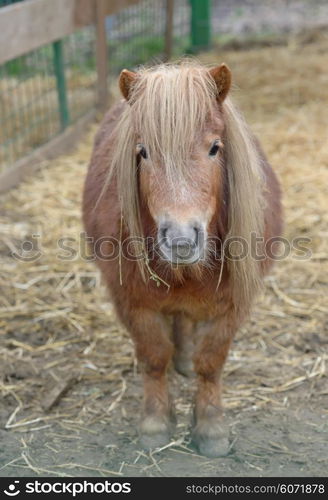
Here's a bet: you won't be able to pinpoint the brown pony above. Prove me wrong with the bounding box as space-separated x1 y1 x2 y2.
83 61 282 457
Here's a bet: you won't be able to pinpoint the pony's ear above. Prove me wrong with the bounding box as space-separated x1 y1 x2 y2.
119 69 137 101
209 63 232 102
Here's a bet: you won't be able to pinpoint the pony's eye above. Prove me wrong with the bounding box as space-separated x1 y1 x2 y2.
136 143 148 159
209 139 221 157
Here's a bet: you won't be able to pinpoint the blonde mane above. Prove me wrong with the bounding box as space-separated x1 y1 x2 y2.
104 61 265 311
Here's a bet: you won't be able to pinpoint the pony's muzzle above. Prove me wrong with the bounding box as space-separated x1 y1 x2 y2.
158 219 205 265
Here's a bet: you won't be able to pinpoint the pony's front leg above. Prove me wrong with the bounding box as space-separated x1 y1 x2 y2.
128 308 175 449
192 313 237 457
172 313 195 377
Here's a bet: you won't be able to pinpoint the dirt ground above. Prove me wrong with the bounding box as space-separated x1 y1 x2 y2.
0 34 327 477
212 0 328 38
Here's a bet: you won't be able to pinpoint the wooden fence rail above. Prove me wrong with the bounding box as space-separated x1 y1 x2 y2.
0 0 175 193
0 0 140 65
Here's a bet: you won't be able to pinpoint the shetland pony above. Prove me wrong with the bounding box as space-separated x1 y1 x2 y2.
83 61 282 457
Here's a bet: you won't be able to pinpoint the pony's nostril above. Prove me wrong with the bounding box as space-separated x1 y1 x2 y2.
193 226 199 245
159 225 169 244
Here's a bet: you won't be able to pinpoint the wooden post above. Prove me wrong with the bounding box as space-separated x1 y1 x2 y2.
95 0 108 110
164 0 174 62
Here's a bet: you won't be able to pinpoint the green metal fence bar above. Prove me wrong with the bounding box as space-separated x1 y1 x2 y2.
0 0 23 6
190 0 211 52
52 40 70 130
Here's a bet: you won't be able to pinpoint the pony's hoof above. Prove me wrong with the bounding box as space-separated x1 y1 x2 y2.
194 435 230 458
140 431 171 450
173 356 195 378
139 416 172 450
192 420 230 458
